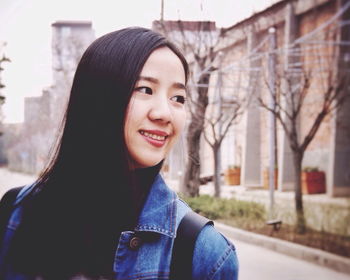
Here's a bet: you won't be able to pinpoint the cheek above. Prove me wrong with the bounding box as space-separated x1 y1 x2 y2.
173 110 187 134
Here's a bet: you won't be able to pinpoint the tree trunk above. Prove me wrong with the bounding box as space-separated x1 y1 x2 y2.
182 72 210 197
213 144 221 197
292 150 306 233
182 121 202 196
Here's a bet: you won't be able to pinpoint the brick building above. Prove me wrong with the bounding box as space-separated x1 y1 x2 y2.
218 0 350 197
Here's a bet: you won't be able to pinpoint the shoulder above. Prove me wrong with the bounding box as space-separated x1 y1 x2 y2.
175 197 239 279
2 184 35 230
193 224 239 279
175 198 192 224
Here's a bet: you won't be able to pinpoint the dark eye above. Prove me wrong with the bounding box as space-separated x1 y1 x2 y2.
135 86 153 95
171 95 186 104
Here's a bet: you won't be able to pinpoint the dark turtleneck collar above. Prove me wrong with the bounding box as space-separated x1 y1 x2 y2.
131 162 163 223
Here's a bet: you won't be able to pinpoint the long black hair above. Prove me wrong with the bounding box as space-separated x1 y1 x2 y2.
8 27 188 279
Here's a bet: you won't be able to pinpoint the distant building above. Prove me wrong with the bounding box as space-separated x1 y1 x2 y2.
2 21 95 174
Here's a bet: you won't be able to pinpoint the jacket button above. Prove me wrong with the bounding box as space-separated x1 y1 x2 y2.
129 236 142 250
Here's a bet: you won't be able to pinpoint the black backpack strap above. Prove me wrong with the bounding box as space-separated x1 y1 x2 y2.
0 187 24 243
171 211 213 280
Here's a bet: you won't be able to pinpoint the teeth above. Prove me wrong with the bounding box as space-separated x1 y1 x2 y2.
140 131 166 141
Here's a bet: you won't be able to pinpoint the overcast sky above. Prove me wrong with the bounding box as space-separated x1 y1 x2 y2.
0 0 275 123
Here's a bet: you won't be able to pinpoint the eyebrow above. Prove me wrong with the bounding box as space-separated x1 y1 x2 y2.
138 76 186 91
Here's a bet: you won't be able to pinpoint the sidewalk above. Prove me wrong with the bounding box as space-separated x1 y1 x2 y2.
0 167 37 198
231 237 350 280
217 222 350 278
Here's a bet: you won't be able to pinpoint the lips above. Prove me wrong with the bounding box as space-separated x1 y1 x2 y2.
139 129 169 148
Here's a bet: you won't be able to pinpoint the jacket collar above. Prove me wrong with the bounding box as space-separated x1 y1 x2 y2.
134 174 178 238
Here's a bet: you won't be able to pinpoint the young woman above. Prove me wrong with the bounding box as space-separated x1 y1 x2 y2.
0 27 238 279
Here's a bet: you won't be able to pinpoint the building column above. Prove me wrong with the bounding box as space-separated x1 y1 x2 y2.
328 99 350 197
278 2 298 191
328 0 350 197
241 27 261 187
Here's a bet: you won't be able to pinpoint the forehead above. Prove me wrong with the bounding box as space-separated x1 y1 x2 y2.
139 47 186 82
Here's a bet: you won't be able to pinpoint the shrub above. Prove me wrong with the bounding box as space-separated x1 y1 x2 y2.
180 194 266 222
302 166 319 172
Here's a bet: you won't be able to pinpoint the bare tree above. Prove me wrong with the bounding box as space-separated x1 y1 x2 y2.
202 56 247 197
258 41 350 232
154 20 230 196
0 51 11 136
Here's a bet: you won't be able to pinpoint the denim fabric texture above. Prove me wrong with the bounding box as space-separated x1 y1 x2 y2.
0 175 239 280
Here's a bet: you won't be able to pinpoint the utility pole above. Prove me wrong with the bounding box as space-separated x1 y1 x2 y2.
160 0 164 23
267 27 277 219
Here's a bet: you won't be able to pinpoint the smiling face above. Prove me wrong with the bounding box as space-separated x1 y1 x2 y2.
124 47 187 168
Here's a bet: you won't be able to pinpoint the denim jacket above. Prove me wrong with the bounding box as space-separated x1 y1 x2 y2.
1 174 239 280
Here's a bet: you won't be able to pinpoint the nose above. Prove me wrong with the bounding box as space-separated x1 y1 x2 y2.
148 94 171 123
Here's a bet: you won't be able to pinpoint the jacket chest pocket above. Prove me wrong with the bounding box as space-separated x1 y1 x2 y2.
114 231 173 280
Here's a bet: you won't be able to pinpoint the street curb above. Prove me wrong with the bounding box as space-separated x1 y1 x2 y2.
215 222 350 275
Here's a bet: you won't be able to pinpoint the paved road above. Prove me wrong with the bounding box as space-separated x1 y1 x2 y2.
232 238 350 280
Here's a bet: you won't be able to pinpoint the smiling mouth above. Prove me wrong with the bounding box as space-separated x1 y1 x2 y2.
139 130 169 148
139 130 167 141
